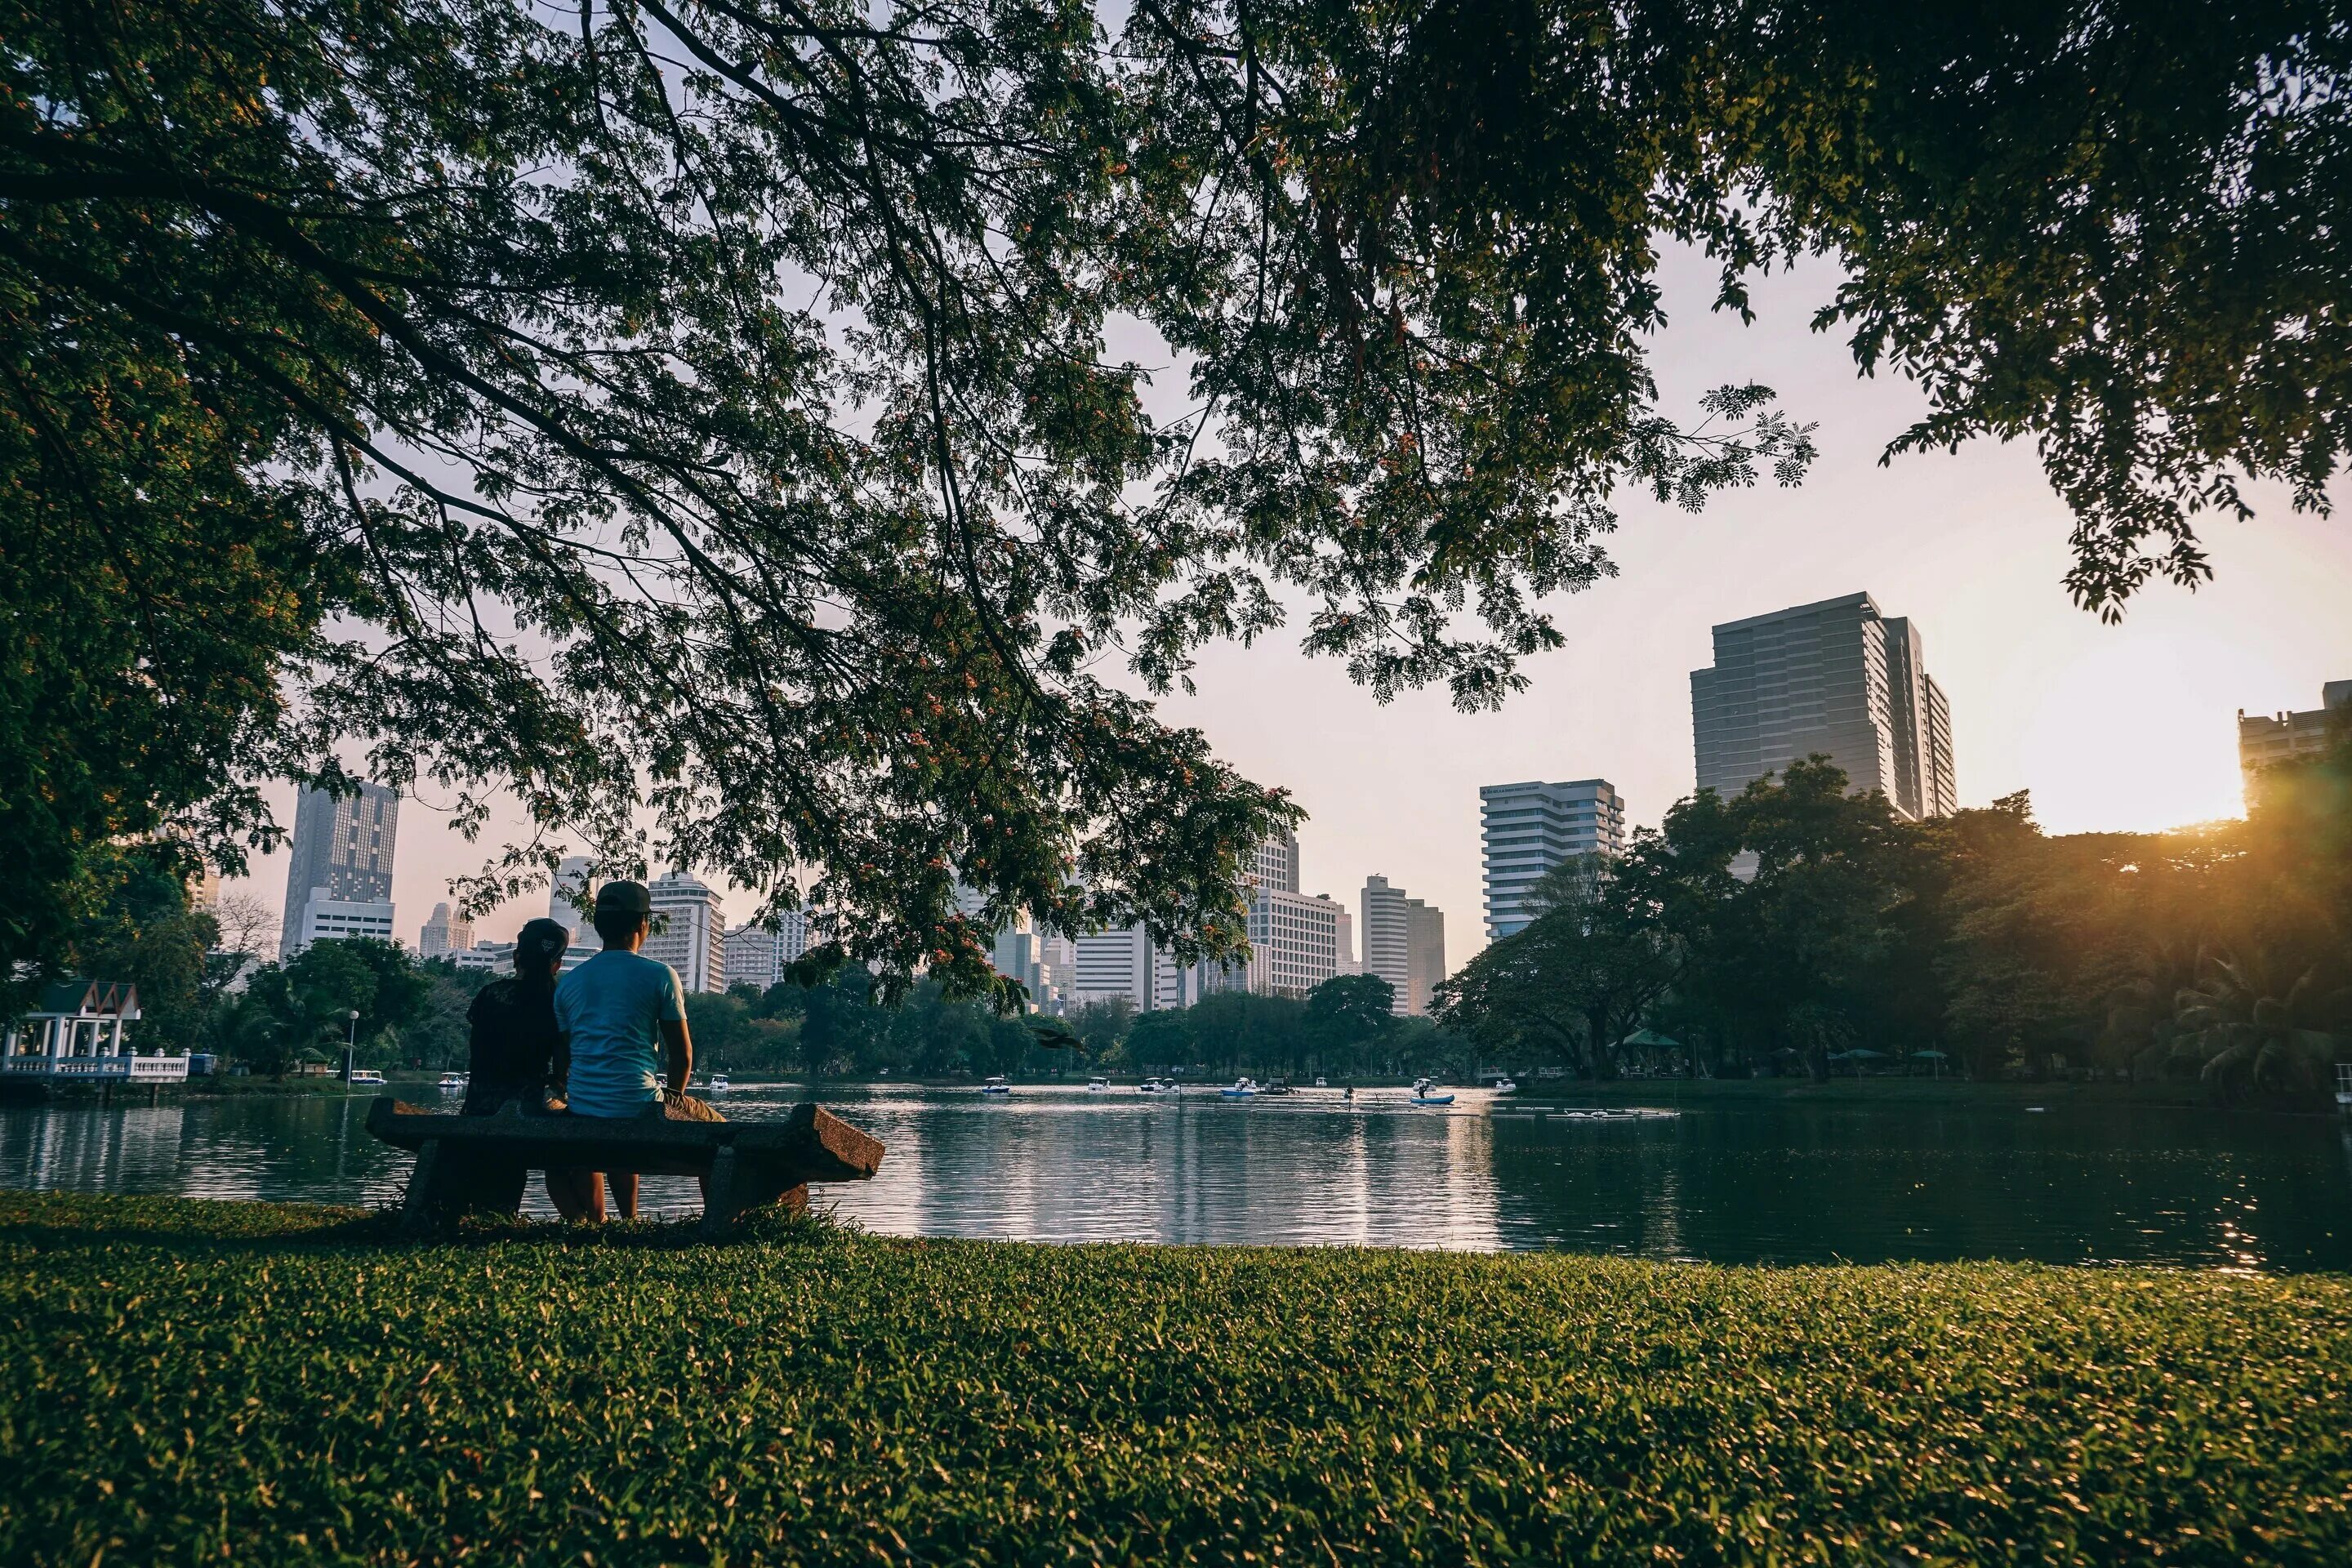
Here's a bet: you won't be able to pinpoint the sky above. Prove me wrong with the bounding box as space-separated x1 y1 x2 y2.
217 246 2352 964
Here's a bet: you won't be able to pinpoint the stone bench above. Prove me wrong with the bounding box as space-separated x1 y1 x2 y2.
365 1095 884 1237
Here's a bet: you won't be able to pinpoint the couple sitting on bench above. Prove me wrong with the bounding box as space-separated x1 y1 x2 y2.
465 877 721 1221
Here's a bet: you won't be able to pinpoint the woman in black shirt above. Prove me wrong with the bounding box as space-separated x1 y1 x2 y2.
459 917 591 1218
462 917 571 1115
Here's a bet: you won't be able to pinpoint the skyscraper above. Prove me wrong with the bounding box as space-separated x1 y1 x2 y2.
549 854 595 939
644 871 727 992
418 902 473 960
1690 592 1956 820
723 911 809 991
278 782 399 959
1361 875 1445 1016
1071 924 1183 1012
1405 900 1446 1018
1479 778 1626 939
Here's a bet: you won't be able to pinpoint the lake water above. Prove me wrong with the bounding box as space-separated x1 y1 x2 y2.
3 1084 2349 1271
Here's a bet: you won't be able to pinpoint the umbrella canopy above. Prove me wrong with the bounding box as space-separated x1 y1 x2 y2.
1910 1049 1949 1060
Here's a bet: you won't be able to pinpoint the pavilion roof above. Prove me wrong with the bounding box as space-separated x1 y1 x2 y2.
28 981 140 1020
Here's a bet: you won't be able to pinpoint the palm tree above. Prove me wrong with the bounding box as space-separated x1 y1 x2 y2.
2169 948 2348 1099
2100 939 2198 1081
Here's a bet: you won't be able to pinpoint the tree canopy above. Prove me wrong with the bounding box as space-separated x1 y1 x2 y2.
8 0 2348 997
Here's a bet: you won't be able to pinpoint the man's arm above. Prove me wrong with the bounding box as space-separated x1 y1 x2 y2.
660 1017 692 1096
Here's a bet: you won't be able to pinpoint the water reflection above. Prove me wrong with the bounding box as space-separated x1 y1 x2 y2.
2 1086 2347 1271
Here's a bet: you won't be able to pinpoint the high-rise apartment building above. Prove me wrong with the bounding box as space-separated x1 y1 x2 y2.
1071 924 1183 1012
1361 875 1445 1016
988 925 1073 1013
278 782 399 959
2238 680 2352 803
1479 778 1625 939
644 871 727 992
1405 900 1446 1018
1248 828 1299 895
1690 592 1956 821
723 911 809 992
417 902 474 960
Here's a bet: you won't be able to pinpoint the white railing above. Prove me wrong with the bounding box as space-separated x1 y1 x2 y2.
2 1054 190 1082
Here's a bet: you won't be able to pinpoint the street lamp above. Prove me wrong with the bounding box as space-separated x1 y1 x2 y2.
341 1009 360 1083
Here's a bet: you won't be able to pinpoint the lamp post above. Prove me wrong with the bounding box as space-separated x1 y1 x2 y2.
341 1009 360 1083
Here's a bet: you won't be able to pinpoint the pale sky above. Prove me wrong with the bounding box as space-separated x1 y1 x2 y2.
220 247 2352 964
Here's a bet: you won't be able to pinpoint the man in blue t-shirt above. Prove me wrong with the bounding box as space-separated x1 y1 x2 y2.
551 878 719 1219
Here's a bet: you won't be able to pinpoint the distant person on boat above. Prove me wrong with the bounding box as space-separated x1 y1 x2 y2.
552 879 721 1220
460 916 583 1215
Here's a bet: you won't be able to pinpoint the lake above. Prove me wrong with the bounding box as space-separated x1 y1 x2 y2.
3 1084 2348 1271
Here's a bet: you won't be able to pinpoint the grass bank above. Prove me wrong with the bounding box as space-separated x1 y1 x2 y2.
2 1193 2346 1566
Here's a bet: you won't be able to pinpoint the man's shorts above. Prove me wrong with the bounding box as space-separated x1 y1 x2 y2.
565 1092 725 1123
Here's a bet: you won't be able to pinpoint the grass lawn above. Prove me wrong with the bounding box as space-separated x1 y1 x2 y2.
2 1192 2346 1566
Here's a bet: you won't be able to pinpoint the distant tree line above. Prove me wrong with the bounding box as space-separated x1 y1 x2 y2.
51 718 2345 1100
1440 726 2352 1104
52 876 1477 1083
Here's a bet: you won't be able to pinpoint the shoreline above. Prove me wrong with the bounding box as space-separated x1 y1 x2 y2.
1 1071 2334 1117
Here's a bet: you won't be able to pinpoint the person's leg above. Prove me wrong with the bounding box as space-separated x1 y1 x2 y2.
608 1171 639 1218
545 1168 600 1221
661 1092 724 1206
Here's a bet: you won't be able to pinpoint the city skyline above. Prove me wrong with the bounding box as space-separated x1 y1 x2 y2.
215 250 2352 969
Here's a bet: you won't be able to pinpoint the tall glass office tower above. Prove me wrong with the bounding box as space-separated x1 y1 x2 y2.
1690 592 1956 820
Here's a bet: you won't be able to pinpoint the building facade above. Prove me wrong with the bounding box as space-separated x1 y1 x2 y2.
1479 778 1626 939
723 911 809 992
2238 680 2352 802
1361 875 1445 1016
417 902 474 960
1690 592 1956 821
644 871 727 992
1071 924 1183 1012
278 782 399 959
1405 899 1446 1019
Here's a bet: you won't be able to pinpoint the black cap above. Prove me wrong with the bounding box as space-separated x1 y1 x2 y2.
595 880 653 919
517 918 571 966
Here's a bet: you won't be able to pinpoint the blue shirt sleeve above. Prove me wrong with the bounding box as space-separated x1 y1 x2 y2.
656 963 685 1022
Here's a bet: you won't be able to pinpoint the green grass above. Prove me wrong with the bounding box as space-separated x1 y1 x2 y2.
2 1194 2347 1566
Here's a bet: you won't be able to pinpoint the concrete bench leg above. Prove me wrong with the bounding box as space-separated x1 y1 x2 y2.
401 1140 443 1235
698 1146 742 1239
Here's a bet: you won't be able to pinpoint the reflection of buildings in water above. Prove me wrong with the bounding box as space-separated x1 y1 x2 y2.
1638 1161 1685 1262
0 1103 186 1196
1437 1112 1501 1250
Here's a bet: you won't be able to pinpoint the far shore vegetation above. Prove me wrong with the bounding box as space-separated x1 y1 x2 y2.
54 724 2350 1115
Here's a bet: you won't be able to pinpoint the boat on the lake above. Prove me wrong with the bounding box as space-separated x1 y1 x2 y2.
708 1073 732 1094
1219 1077 1259 1098
1548 1107 1679 1121
1410 1077 1454 1106
1261 1077 1294 1095
348 1069 387 1089
435 1071 468 1092
1087 1077 1110 1093
1314 1076 1328 1088
1137 1076 1175 1093
980 1076 1011 1095
1490 1077 1517 1094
